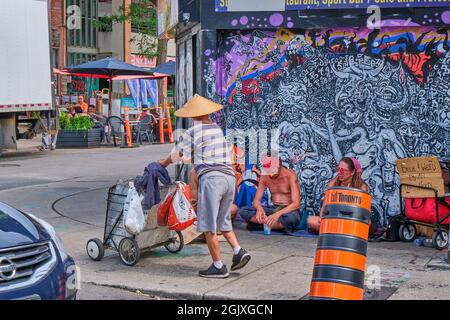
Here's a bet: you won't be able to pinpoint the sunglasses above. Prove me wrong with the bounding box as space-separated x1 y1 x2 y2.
336 166 352 174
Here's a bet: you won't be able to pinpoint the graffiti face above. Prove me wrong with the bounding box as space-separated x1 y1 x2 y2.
373 76 409 121
397 123 420 155
301 168 318 208
335 81 366 125
206 27 450 223
277 122 310 164
439 109 450 126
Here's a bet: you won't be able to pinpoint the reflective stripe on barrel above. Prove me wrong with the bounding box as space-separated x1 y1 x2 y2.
317 234 368 256
321 204 371 225
310 281 364 300
320 218 369 241
312 265 365 289
315 249 366 272
310 187 372 300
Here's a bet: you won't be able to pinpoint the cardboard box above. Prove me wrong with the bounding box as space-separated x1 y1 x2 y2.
415 224 434 238
396 156 445 198
182 224 202 245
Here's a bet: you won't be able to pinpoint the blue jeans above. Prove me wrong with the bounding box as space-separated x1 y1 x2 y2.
239 205 301 233
42 131 57 149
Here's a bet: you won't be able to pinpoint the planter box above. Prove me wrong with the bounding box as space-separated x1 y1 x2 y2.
56 128 101 149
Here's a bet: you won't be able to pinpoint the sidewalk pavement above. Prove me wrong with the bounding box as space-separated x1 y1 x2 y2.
57 188 450 300
1 144 449 300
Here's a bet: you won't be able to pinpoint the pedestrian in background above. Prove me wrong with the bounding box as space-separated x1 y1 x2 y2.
40 108 59 151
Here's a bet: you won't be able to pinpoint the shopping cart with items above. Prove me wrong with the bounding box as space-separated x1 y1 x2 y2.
396 157 450 250
86 181 184 266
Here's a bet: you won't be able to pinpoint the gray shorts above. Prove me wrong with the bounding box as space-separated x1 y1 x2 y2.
197 171 236 233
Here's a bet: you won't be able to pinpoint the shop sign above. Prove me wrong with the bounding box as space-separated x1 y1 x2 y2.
216 0 450 11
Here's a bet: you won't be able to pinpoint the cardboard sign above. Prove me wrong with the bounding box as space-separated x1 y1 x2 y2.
396 156 445 198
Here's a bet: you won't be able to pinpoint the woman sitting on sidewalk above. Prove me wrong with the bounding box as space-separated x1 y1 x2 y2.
308 157 369 232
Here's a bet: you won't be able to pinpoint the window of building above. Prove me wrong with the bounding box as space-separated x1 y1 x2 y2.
67 0 98 49
68 53 97 66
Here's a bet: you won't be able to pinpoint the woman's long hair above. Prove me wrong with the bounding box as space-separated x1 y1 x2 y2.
334 157 367 190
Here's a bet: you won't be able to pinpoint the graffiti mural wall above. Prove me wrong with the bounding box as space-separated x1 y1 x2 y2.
205 27 450 224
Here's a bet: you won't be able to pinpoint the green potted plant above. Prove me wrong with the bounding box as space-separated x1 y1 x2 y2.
169 107 175 130
57 114 102 148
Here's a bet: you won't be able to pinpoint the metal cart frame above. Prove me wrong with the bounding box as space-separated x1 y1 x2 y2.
398 183 450 250
86 181 184 266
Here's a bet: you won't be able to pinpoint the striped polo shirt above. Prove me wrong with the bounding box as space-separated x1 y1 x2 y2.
175 121 234 177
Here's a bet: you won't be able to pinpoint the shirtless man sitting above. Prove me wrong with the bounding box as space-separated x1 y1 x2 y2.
238 156 302 233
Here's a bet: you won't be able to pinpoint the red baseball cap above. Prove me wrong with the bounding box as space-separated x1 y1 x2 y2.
261 156 280 175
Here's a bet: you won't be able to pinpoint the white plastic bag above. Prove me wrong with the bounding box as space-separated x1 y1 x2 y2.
123 186 146 235
174 184 195 223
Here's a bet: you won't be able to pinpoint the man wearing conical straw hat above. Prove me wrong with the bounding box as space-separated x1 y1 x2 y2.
159 95 251 278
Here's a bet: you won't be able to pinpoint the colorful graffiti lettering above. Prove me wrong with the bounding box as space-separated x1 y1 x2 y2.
69 79 85 94
205 27 450 224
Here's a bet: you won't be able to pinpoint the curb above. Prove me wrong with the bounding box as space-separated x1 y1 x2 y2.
83 282 291 300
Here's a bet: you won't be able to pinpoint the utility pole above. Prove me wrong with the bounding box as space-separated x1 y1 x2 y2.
151 0 168 109
123 0 132 64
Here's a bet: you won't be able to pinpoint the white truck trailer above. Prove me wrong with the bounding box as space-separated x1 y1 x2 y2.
0 0 54 155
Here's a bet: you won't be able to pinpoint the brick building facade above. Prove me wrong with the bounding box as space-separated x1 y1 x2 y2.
50 0 66 70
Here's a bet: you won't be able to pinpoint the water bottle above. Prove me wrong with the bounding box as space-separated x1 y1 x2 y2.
423 238 434 248
414 237 433 248
263 224 271 235
414 237 425 247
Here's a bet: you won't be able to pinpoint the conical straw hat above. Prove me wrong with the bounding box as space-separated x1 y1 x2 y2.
174 94 223 118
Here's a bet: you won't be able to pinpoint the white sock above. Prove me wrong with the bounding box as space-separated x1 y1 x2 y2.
213 260 223 269
233 246 241 255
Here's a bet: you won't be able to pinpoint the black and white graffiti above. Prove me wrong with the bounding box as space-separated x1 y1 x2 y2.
205 27 450 225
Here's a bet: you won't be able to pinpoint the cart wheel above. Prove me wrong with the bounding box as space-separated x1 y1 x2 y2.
86 238 105 261
119 237 140 266
399 223 416 242
164 231 184 254
432 230 448 251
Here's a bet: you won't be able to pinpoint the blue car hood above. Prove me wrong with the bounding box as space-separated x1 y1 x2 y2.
0 203 49 249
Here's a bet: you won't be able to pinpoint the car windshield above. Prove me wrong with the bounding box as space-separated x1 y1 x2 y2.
0 205 41 247
0 210 8 220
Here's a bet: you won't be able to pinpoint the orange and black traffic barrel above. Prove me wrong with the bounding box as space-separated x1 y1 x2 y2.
310 186 372 300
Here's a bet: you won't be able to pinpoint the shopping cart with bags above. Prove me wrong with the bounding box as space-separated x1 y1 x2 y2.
86 180 184 266
396 157 450 250
398 184 450 250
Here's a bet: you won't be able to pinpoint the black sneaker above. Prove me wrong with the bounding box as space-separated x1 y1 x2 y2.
199 264 229 279
231 248 251 271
